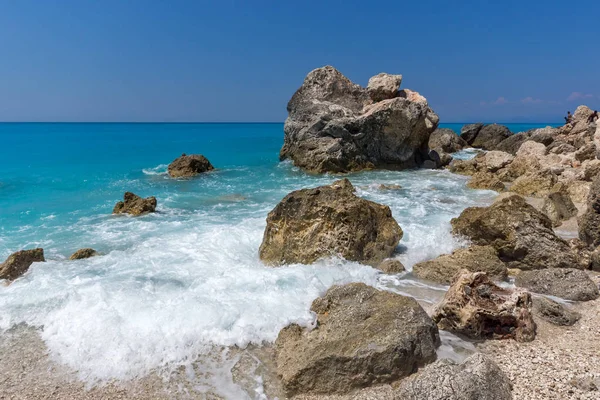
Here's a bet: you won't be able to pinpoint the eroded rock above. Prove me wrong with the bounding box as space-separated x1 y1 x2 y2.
69 248 98 260
366 73 402 102
428 128 467 154
471 124 512 150
113 192 157 216
0 249 45 281
532 297 581 326
579 174 600 246
515 269 599 301
509 169 558 197
541 184 577 226
378 259 405 274
167 153 214 178
467 171 505 192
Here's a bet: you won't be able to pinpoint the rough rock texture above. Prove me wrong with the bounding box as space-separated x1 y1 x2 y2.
280 66 439 173
579 175 600 247
378 259 405 274
451 194 578 270
532 296 581 326
259 179 402 266
0 249 45 281
467 171 505 192
412 245 507 284
509 169 558 196
516 140 547 159
274 283 440 396
460 123 484 145
515 269 599 301
496 127 558 155
591 247 600 272
69 248 98 260
471 124 512 150
568 180 591 203
428 128 467 153
113 192 157 216
482 151 514 172
366 73 402 102
395 353 512 400
433 271 536 342
167 154 214 178
541 184 578 226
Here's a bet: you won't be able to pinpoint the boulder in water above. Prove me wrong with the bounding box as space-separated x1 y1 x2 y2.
395 353 513 400
515 268 599 301
274 283 440 396
471 124 512 150
259 179 402 266
377 258 405 273
113 192 157 216
0 249 45 281
451 194 579 270
412 245 507 284
279 66 439 173
432 271 536 342
69 248 98 260
167 153 214 178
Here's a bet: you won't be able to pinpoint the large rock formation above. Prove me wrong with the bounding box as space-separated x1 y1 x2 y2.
167 153 214 178
515 269 599 301
274 283 440 396
460 123 483 145
0 249 45 281
428 128 467 154
69 248 98 260
113 192 157 216
496 126 558 155
451 194 579 270
259 179 402 266
470 124 512 150
432 271 536 342
279 66 439 173
579 174 600 247
395 353 513 400
412 245 507 284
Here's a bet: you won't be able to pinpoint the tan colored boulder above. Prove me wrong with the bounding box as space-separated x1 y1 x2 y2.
451 194 579 270
0 249 45 281
516 140 547 159
467 171 505 192
274 283 440 396
259 179 402 266
412 245 507 284
366 72 402 102
482 151 514 172
541 184 578 226
378 258 405 274
509 169 558 197
501 155 541 181
69 248 98 260
448 158 479 176
113 192 157 216
432 271 536 342
167 153 214 178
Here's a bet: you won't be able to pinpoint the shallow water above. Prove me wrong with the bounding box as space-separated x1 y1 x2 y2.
0 123 550 394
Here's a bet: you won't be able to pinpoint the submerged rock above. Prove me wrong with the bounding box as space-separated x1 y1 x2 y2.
69 248 98 260
412 245 507 284
279 66 439 173
274 283 440 396
395 353 512 400
451 194 578 270
579 175 600 247
0 249 45 281
167 153 214 178
259 179 402 266
532 297 581 326
515 269 599 301
432 271 536 342
428 128 467 153
113 192 157 216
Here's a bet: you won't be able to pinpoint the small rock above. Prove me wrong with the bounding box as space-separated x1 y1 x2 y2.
366 72 402 102
69 248 98 260
378 259 405 273
167 154 214 178
428 128 467 153
541 184 578 227
532 296 581 326
467 171 505 192
113 192 157 216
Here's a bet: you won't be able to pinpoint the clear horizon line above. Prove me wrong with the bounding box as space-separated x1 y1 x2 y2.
0 120 563 125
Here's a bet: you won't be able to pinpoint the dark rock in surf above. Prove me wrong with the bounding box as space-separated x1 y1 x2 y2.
69 248 98 260
0 249 45 281
167 153 214 178
471 124 512 150
428 128 467 153
113 192 157 216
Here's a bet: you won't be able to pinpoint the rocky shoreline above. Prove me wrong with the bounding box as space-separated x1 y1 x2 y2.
1 66 600 399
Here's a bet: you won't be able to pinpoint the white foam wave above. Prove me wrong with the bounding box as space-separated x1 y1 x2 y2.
142 164 168 176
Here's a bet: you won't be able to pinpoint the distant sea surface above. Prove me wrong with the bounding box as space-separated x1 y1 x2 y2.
0 122 558 391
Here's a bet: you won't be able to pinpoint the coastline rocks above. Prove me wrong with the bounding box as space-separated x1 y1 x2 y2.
515 269 599 301
467 171 505 192
541 185 578 227
274 283 440 396
412 245 508 284
451 194 579 270
428 128 467 153
259 179 402 266
578 175 600 247
167 153 214 178
509 169 558 196
482 151 514 172
366 73 402 102
0 249 45 281
460 123 484 145
432 271 536 342
471 124 512 150
378 258 405 274
532 297 581 326
279 66 440 173
69 248 98 260
395 353 512 400
113 192 157 216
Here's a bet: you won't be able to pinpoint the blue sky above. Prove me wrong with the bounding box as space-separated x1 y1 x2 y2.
0 0 598 122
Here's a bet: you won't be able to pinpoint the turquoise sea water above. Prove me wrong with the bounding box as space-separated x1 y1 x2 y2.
0 122 557 390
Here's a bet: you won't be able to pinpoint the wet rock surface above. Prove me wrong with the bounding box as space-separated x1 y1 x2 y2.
69 248 98 260
167 154 214 178
0 249 45 281
274 283 440 396
113 192 157 216
259 179 402 266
